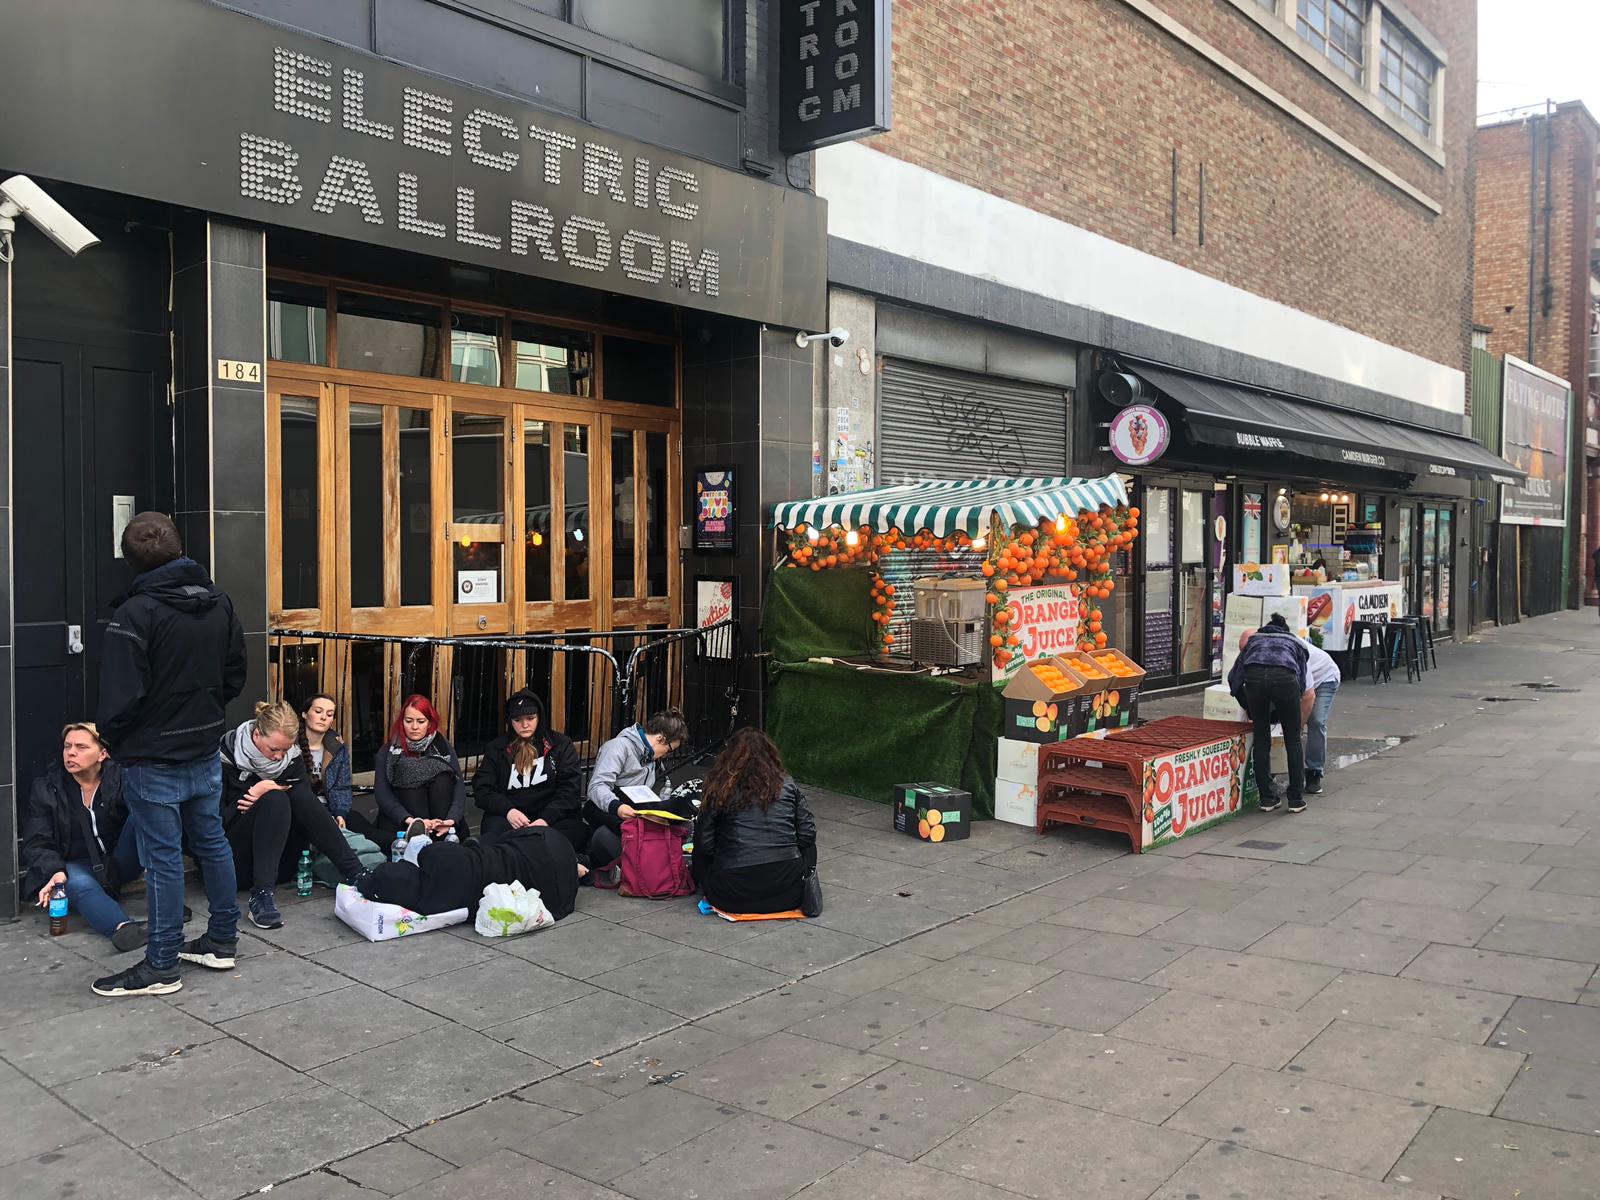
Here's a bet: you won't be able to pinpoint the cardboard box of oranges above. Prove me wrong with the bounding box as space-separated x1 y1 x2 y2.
1000 656 1087 744
893 781 972 842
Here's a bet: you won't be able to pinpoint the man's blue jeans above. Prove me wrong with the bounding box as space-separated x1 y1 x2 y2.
122 755 239 972
62 830 144 938
1305 680 1341 774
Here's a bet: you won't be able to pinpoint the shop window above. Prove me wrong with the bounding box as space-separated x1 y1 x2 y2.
564 426 592 601
279 396 320 610
1296 0 1365 84
572 0 728 80
513 320 595 396
337 292 443 378
348 403 385 609
524 420 553 602
603 336 676 408
268 281 327 365
612 430 637 596
646 432 669 596
398 412 434 606
451 311 503 387
1379 18 1435 138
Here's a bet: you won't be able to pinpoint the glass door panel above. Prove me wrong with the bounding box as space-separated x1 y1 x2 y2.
1398 506 1414 617
523 419 554 603
448 406 511 632
1437 508 1453 630
267 386 334 627
1142 487 1176 683
336 386 443 635
1178 489 1209 678
1419 507 1438 621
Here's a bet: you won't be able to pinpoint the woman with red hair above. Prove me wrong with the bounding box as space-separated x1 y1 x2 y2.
373 695 468 842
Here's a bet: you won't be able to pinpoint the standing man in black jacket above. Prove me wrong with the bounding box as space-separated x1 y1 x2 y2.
91 513 248 997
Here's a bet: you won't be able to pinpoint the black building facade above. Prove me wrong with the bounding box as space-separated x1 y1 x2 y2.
0 0 831 918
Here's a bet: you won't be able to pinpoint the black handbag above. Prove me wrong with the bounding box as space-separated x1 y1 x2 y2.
800 868 824 918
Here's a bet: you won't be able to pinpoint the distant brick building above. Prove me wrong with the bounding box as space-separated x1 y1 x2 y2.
1473 102 1600 607
814 0 1509 683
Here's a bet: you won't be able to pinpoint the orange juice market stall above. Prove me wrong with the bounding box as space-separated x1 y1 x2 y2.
762 476 1140 822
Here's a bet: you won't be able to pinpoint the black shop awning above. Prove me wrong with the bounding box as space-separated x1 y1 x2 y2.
1133 365 1524 485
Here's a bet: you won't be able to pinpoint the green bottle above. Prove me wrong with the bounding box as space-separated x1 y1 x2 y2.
296 849 314 897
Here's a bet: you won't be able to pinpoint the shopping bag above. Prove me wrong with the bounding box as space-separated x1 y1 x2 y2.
474 880 556 938
333 883 469 942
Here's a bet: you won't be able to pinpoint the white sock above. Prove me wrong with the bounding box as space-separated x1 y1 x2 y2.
402 835 433 865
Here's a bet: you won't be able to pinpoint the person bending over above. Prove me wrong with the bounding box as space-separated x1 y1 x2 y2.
1227 615 1310 813
358 823 581 921
22 723 146 952
584 708 688 869
692 729 817 914
1300 637 1341 797
219 700 367 929
474 689 587 850
374 696 467 843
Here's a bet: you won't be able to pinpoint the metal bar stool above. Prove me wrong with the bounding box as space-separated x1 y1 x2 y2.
1387 617 1424 683
1410 614 1438 670
1348 620 1390 684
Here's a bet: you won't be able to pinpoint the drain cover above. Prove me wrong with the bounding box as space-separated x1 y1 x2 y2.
1237 839 1287 851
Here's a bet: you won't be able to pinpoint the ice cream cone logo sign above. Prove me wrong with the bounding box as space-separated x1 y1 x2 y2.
1109 404 1170 467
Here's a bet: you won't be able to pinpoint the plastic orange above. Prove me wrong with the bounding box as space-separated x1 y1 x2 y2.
990 634 1003 647
1094 632 1108 646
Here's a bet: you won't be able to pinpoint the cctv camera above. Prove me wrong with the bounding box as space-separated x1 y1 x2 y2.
0 176 100 257
795 327 851 349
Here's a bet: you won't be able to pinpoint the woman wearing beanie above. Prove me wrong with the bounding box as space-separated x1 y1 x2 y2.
473 689 587 853
373 695 469 843
217 700 367 930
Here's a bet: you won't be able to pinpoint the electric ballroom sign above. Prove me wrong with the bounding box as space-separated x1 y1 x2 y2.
779 0 893 153
248 48 720 298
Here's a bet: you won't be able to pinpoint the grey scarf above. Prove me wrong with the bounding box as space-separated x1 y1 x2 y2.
233 720 299 780
387 734 450 791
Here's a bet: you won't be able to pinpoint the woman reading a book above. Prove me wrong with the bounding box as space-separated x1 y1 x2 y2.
692 729 816 914
583 708 689 868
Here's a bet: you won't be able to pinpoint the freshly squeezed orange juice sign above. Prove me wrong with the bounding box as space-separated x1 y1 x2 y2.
1142 736 1246 846
994 585 1082 681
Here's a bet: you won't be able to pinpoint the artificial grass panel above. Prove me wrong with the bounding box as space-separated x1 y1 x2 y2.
762 566 877 664
767 660 999 818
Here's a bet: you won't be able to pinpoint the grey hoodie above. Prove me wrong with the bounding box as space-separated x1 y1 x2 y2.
586 726 662 815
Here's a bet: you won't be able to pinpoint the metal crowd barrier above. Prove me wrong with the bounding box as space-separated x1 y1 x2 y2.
267 620 741 784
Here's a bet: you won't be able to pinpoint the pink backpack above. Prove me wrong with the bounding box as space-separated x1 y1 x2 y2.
613 818 694 899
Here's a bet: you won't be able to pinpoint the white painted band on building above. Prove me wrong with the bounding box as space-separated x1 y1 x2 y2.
814 142 1466 416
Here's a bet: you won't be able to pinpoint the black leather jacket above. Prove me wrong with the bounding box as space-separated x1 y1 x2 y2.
20 761 129 897
694 777 816 871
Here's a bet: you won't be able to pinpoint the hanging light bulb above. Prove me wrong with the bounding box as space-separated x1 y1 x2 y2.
531 531 544 547
573 528 585 542
845 529 860 547
460 534 473 548
1055 514 1068 533
972 536 986 551
1320 492 1330 502
806 527 821 544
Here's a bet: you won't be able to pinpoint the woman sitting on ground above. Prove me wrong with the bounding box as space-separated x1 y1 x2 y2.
276 692 361 880
473 689 586 851
21 722 146 952
584 708 689 869
691 729 817 915
374 695 468 843
358 822 582 921
220 700 368 930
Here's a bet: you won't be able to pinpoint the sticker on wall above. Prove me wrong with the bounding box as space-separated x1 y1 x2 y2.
695 577 736 659
456 571 497 604
1108 404 1170 467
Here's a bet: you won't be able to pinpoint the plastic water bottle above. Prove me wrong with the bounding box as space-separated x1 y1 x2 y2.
296 850 314 897
391 833 407 863
48 884 68 935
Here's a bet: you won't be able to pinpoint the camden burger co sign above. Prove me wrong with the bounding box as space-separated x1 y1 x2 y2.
0 0 827 331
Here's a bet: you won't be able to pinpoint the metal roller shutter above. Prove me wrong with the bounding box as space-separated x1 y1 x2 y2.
878 359 1071 483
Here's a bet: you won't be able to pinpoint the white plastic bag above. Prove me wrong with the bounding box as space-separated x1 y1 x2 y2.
334 883 469 942
473 880 555 938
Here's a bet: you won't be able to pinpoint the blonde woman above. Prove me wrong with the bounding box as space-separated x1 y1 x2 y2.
218 700 366 929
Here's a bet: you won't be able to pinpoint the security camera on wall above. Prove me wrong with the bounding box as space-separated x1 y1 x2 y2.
795 327 850 349
0 175 100 260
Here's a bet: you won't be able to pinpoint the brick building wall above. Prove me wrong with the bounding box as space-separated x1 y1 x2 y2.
863 0 1475 389
1473 107 1597 403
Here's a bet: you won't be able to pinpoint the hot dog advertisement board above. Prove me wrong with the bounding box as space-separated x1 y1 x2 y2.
1294 581 1402 652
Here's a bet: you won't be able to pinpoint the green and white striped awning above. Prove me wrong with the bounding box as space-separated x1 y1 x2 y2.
771 475 1130 538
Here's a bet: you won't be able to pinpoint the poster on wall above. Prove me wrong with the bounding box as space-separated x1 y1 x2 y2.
694 469 737 554
1500 355 1571 526
990 585 1082 682
456 571 497 604
695 577 736 660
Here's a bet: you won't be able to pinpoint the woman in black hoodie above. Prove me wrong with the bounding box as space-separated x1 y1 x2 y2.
473 689 588 853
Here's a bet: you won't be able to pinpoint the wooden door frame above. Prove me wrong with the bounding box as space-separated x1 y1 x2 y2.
445 396 515 636
266 381 337 631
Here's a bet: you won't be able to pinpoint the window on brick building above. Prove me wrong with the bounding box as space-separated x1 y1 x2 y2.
1296 0 1366 84
1379 18 1435 138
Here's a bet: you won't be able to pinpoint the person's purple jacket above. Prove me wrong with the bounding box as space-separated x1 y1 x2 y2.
1226 619 1309 705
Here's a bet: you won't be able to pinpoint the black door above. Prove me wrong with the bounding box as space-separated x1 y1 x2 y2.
13 338 171 793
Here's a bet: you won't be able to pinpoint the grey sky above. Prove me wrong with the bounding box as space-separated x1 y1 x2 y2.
1478 0 1600 123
